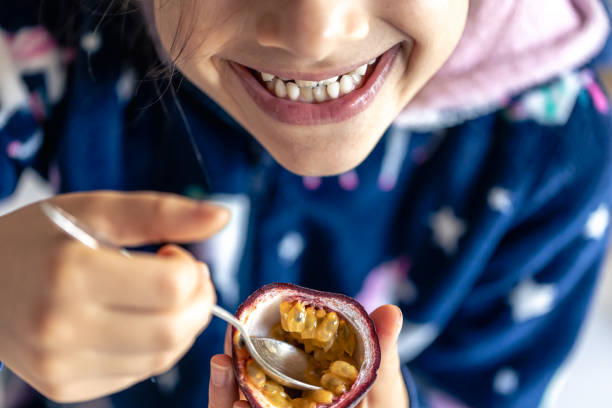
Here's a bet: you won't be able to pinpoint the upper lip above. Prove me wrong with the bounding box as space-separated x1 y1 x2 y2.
238 56 382 82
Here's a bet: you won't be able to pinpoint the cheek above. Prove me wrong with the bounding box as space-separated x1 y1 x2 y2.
152 0 183 55
152 0 243 62
381 0 469 60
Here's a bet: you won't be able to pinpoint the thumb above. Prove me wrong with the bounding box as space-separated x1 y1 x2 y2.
371 305 402 367
366 305 409 406
53 191 230 246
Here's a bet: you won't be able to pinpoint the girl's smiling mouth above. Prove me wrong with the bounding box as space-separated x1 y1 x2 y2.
229 43 403 126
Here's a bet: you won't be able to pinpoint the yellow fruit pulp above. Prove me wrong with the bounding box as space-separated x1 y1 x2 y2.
245 300 360 407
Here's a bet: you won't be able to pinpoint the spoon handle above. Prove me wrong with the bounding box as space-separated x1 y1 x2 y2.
211 305 261 359
212 305 247 334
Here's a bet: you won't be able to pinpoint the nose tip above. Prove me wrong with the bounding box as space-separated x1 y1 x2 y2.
256 2 369 61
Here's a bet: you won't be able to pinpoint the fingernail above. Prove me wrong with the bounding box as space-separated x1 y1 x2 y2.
393 305 403 340
197 201 228 214
211 361 231 388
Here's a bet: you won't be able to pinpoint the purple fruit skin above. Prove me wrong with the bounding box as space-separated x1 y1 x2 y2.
231 283 381 408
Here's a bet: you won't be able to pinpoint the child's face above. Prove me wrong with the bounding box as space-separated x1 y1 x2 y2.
153 0 469 176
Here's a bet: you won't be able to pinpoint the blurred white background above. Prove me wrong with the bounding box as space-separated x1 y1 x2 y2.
1 168 612 407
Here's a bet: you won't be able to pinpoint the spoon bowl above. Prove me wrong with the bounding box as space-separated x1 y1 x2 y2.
212 305 321 391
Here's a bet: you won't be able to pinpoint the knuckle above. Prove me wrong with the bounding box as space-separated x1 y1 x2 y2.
151 351 179 375
78 192 105 213
46 244 84 292
40 382 73 403
156 264 194 306
199 266 216 301
146 195 172 240
154 321 184 350
47 243 78 276
31 352 63 381
28 306 71 348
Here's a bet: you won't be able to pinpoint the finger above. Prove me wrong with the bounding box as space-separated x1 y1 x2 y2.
157 244 193 258
89 270 214 352
224 324 233 356
82 245 211 310
366 305 408 407
53 191 230 246
233 401 250 408
37 375 140 404
209 354 239 408
371 305 402 366
28 339 193 383
225 325 246 402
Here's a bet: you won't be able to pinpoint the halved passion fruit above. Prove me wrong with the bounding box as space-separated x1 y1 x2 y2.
232 283 381 408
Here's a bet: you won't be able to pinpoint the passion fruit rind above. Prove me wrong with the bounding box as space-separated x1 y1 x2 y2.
231 283 381 408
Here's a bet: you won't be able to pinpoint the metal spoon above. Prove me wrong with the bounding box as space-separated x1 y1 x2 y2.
39 202 321 391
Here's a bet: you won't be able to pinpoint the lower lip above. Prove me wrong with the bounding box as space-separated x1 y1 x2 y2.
230 44 401 126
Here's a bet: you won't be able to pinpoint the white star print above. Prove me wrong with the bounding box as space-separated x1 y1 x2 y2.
190 194 250 306
80 31 102 54
429 207 467 255
155 366 180 395
488 187 513 214
116 67 136 102
395 278 418 304
277 231 305 265
509 279 557 322
584 204 609 240
398 322 440 362
494 368 519 395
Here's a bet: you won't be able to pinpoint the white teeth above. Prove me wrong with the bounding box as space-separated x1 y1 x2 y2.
259 58 376 102
274 79 287 98
295 80 317 88
301 87 314 102
340 75 355 94
355 64 367 76
286 82 300 101
314 85 327 102
319 76 339 86
261 72 275 82
327 82 340 99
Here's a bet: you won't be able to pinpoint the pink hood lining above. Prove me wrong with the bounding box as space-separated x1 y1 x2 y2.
405 0 610 113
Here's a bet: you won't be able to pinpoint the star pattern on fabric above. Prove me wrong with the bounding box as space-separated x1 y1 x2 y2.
303 176 322 190
154 366 180 396
378 127 411 192
398 321 440 362
355 256 414 312
488 187 513 214
190 194 250 307
429 206 467 255
116 67 137 102
493 368 519 395
396 278 418 305
338 170 359 191
509 279 557 322
584 204 609 240
80 31 102 54
277 231 305 265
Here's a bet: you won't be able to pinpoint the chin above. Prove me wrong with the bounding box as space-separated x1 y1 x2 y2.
251 123 385 177
270 147 373 177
